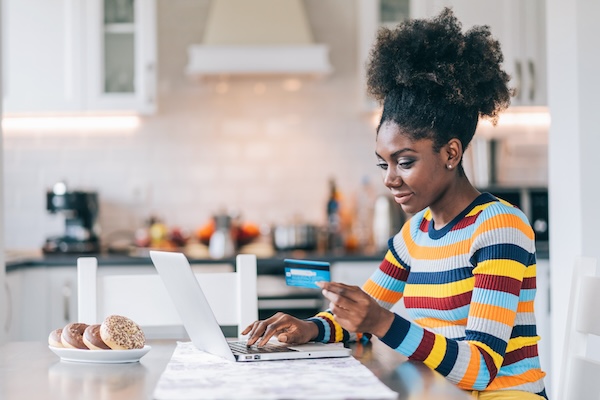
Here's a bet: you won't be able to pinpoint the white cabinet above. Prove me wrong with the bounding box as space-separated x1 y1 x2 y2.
410 0 547 107
534 259 552 390
357 0 410 112
84 0 157 114
2 0 156 115
2 0 85 113
6 263 233 341
6 268 50 341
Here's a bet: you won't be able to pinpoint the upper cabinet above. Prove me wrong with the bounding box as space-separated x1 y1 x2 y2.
2 0 156 115
84 0 156 114
357 0 410 113
410 0 547 107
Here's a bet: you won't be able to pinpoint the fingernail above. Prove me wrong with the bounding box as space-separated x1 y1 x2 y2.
315 281 324 288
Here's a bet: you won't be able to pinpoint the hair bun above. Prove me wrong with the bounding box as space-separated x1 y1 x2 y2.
367 7 510 121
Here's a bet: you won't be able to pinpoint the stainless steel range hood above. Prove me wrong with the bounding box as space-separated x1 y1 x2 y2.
185 0 333 77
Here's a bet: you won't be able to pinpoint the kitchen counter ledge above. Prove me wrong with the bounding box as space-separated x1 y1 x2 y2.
5 251 388 274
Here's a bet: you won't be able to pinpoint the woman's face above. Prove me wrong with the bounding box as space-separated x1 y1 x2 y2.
375 121 452 215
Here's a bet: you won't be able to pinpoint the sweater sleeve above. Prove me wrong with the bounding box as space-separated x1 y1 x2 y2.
379 207 536 391
307 235 411 343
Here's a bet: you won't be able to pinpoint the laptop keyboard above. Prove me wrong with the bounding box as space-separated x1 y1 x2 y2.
228 341 298 354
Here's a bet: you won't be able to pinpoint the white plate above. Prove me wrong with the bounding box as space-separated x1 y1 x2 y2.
49 345 151 364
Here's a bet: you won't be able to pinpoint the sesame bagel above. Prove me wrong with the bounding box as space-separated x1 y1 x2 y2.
100 315 145 350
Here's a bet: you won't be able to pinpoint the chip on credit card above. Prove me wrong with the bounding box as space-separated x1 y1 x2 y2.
284 259 331 289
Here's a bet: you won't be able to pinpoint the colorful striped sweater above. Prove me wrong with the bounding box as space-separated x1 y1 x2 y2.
309 193 547 397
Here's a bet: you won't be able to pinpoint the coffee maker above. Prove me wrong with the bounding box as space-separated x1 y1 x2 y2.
43 182 101 254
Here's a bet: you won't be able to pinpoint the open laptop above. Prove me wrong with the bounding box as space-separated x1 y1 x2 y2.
149 250 351 362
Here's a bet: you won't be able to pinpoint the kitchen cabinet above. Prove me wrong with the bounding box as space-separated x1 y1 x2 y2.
2 0 156 115
2 0 85 113
84 0 157 114
6 268 49 341
5 263 234 341
357 0 410 112
410 0 547 107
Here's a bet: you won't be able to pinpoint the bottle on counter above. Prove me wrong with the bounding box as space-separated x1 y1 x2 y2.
326 178 344 252
353 176 377 253
208 214 235 259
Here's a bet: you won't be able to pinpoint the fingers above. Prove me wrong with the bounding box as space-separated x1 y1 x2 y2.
319 282 362 309
244 313 291 347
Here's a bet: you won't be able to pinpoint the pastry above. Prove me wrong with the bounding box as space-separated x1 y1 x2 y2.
61 323 89 349
48 328 63 348
100 315 145 350
83 324 111 350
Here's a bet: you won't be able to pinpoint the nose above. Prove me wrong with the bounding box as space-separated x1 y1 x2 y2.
383 166 401 189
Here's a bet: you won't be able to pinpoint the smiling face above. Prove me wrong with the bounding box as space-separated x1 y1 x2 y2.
375 121 456 215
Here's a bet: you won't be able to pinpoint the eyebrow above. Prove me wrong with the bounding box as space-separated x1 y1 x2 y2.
375 147 416 159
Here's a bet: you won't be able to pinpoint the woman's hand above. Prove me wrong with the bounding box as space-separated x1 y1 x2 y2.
242 312 319 347
316 281 395 338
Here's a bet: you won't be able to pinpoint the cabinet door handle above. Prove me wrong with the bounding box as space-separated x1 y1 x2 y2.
4 281 11 333
146 62 155 105
514 60 523 101
528 60 536 102
62 282 72 322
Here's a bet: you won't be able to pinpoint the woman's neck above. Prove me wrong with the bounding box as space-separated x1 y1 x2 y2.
429 177 480 229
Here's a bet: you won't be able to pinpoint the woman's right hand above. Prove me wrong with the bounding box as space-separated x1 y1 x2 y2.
242 312 319 347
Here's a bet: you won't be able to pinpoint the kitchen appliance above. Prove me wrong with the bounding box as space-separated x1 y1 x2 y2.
486 187 549 252
272 223 318 252
43 183 101 254
208 214 235 259
186 0 332 77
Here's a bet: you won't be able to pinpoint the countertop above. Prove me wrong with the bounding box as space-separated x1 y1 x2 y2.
5 246 549 274
0 339 471 400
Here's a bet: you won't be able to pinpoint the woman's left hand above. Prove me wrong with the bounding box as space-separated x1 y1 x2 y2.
316 281 395 338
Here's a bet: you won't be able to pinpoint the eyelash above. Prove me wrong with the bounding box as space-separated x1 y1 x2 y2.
376 160 414 171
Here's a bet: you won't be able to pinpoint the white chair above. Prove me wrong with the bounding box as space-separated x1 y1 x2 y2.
558 256 600 400
76 254 258 339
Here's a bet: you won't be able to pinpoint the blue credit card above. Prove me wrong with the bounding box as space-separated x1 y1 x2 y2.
284 259 331 289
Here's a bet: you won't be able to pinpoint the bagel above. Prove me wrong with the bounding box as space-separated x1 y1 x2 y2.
100 315 145 350
48 328 63 348
61 323 89 349
83 324 111 350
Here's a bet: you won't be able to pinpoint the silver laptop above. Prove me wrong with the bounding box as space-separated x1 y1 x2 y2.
149 250 351 362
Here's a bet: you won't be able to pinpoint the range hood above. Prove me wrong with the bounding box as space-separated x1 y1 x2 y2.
186 0 333 77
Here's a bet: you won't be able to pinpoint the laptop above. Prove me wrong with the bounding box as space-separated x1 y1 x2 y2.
149 250 351 362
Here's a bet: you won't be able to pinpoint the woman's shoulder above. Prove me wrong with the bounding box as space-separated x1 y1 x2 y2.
475 192 531 224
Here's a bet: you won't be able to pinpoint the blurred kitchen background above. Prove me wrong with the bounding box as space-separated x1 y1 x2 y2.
2 0 549 255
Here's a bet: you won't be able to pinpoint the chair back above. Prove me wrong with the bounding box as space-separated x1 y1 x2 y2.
77 254 258 339
559 256 600 400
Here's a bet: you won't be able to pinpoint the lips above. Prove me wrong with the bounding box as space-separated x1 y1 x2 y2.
393 192 413 205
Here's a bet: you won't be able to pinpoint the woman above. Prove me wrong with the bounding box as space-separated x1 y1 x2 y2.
243 9 547 399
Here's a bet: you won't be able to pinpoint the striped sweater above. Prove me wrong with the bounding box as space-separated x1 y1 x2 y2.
309 193 547 397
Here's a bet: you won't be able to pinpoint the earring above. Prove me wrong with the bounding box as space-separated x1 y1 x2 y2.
447 164 453 169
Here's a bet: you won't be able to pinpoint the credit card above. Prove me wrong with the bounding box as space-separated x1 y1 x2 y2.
284 259 331 289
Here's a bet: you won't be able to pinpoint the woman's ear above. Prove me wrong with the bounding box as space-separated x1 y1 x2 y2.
445 138 463 169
